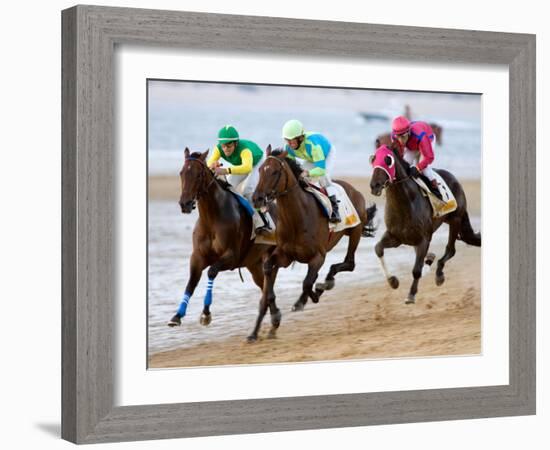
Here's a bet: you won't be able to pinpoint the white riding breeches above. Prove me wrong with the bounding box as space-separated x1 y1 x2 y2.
301 147 337 196
226 155 263 202
403 149 436 181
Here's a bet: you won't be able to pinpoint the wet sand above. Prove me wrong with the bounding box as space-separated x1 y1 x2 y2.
149 244 480 368
148 175 481 369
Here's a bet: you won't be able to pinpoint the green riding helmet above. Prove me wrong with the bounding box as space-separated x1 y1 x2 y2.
282 119 304 140
217 125 240 144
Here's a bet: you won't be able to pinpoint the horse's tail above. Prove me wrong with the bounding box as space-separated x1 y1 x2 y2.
459 212 481 246
362 203 378 238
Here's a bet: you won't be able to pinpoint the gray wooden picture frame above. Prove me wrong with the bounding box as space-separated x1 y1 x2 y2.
61 4 536 444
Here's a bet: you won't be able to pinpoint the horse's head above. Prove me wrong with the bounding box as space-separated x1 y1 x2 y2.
252 145 297 208
178 147 210 213
369 144 404 196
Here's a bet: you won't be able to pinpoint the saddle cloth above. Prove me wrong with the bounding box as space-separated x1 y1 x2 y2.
413 171 458 218
304 182 361 232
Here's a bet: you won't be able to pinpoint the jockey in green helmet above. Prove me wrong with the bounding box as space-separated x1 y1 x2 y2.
207 125 271 233
282 119 341 223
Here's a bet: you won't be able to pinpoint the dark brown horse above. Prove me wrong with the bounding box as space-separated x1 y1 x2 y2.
250 146 376 340
369 144 481 304
168 148 281 339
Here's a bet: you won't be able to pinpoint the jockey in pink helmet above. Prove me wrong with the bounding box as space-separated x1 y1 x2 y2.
391 115 445 201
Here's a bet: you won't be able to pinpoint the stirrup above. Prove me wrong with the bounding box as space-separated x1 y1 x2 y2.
255 225 272 235
328 195 341 223
428 183 444 202
256 212 272 233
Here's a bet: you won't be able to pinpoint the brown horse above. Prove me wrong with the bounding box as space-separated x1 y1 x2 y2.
250 146 376 341
369 144 481 304
168 148 281 339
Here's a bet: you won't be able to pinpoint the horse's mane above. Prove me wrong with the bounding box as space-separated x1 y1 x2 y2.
187 151 231 190
385 143 408 174
270 148 307 186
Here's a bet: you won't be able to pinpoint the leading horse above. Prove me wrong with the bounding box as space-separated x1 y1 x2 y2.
250 146 376 341
370 143 481 304
167 148 281 339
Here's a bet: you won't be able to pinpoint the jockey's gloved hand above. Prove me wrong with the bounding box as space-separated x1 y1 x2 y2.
409 166 420 178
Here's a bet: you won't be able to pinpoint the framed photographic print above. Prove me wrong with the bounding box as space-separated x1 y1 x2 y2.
62 5 535 444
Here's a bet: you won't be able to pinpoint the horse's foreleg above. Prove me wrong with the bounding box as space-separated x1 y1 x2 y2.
248 260 282 339
199 252 235 325
436 218 461 286
248 251 281 342
292 253 325 312
168 252 206 327
316 228 361 296
406 239 431 304
375 231 402 289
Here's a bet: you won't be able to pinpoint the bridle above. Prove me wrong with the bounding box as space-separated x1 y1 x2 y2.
182 157 217 203
372 149 411 191
262 156 300 202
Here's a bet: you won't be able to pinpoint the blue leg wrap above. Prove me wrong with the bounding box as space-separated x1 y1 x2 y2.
177 292 191 316
204 277 214 307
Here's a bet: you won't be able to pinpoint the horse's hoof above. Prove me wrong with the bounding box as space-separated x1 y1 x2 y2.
267 328 277 339
316 279 335 291
405 296 416 304
436 273 445 286
425 252 436 266
246 334 258 343
291 302 304 312
199 313 211 326
388 276 399 289
271 310 282 328
315 287 325 298
310 291 320 304
167 314 181 327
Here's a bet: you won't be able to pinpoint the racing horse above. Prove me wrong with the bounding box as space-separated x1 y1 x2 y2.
370 143 481 304
250 146 376 341
168 149 281 340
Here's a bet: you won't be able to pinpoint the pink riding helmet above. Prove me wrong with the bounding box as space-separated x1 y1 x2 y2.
392 116 411 135
371 145 397 182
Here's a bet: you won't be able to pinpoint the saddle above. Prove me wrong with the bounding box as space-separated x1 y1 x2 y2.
413 172 458 218
303 182 361 232
227 187 277 245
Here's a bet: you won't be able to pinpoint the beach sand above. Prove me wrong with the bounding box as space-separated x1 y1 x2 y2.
148 175 481 369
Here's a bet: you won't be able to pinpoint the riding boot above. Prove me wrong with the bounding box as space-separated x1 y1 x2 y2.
255 210 273 234
430 179 445 202
328 195 341 223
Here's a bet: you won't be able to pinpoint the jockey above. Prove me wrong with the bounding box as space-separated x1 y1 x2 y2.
282 119 341 223
391 115 445 201
207 125 272 233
